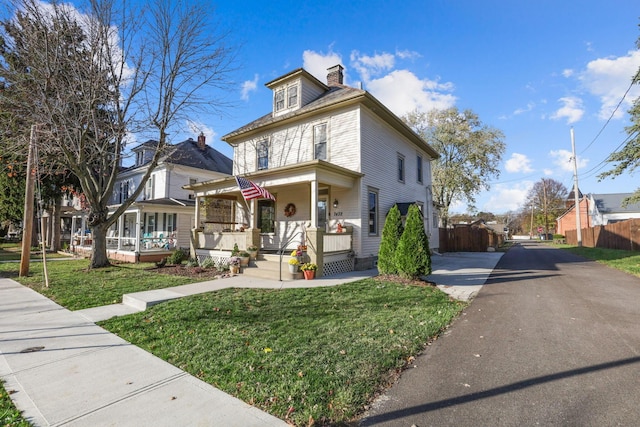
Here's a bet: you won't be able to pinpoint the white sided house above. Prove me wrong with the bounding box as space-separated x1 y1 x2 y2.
71 134 232 262
186 65 439 277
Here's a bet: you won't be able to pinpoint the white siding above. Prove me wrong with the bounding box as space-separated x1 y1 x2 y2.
234 105 361 175
359 108 437 255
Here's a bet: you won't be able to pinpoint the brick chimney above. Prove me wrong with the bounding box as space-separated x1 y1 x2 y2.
197 132 206 150
327 64 344 86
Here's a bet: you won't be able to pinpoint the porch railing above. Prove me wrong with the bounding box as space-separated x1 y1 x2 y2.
323 232 352 252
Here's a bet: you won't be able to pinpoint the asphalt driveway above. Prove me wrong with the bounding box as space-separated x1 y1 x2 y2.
361 242 640 426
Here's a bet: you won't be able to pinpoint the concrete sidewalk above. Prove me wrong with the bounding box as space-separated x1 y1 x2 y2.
0 252 502 426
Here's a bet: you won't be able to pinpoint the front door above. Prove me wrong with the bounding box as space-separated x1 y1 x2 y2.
318 198 328 231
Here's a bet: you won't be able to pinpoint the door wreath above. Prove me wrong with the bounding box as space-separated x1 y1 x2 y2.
284 203 296 217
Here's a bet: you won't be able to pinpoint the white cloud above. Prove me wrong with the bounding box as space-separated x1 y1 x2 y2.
543 169 554 176
482 181 534 213
302 48 456 117
350 50 395 81
551 96 585 124
549 149 588 172
241 74 259 101
505 153 534 173
302 49 344 83
365 69 456 117
579 49 640 120
513 102 535 116
562 69 574 78
396 49 421 60
186 120 217 142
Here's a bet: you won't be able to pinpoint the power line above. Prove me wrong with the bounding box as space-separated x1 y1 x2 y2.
579 78 636 155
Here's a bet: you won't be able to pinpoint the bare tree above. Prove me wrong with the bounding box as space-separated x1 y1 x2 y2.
524 178 568 236
0 0 235 268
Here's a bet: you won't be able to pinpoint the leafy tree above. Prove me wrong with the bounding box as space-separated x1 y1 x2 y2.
524 178 568 235
403 107 505 228
599 32 640 205
377 204 403 275
0 0 235 268
394 204 431 279
0 154 25 226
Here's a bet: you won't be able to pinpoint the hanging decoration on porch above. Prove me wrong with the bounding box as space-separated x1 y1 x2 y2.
284 203 296 217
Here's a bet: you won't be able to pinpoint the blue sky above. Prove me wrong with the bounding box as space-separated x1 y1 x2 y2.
173 1 640 214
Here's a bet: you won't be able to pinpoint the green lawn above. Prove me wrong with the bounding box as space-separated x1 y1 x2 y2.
557 245 640 278
100 279 465 425
0 381 31 427
0 259 199 310
0 242 69 262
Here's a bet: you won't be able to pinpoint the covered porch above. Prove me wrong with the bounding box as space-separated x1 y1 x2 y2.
187 161 363 277
69 198 194 263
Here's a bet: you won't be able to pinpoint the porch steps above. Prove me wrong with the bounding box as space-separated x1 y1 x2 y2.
243 254 303 281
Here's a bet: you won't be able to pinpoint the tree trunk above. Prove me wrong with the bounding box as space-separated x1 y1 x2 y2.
89 223 111 268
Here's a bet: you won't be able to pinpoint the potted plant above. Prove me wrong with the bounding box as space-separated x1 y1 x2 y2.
239 251 251 267
300 263 317 280
228 256 241 275
247 245 259 259
288 257 299 273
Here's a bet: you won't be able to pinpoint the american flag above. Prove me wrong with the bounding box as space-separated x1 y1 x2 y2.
235 176 275 201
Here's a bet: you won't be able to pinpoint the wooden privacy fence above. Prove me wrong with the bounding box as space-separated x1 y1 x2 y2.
565 218 640 251
439 226 504 252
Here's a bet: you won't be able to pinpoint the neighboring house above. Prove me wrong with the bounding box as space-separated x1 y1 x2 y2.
556 192 640 235
70 134 232 262
186 65 440 277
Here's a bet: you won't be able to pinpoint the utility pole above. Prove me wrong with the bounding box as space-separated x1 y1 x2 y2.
571 127 582 246
19 125 37 277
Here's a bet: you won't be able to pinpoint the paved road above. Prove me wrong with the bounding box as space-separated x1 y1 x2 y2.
361 242 640 426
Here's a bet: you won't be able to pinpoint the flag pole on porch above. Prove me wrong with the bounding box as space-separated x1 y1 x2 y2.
235 176 276 227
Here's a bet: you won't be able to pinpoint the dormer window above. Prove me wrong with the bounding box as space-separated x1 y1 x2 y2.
136 150 143 166
287 85 298 108
275 89 285 111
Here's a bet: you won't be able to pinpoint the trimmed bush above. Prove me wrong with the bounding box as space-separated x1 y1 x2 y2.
166 248 188 265
378 204 403 274
394 204 431 279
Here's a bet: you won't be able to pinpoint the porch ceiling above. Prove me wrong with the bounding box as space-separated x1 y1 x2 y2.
189 160 363 197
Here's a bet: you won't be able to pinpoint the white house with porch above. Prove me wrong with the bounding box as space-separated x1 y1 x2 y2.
70 134 232 262
186 65 439 277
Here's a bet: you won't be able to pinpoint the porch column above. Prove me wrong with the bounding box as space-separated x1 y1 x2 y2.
247 198 260 249
194 195 201 228
117 214 124 250
305 228 324 277
134 209 141 253
310 180 318 228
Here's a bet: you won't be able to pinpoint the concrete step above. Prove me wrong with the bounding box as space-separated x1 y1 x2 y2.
242 256 303 281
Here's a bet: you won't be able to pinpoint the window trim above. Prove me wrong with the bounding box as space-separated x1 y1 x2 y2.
275 89 285 111
368 188 379 236
313 123 327 160
257 140 269 170
287 85 298 108
397 154 405 183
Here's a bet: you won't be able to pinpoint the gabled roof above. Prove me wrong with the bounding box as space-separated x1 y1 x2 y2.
590 193 640 214
124 138 232 174
221 81 439 159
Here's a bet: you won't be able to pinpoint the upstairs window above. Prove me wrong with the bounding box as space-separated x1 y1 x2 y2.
288 85 298 108
275 89 285 111
314 124 327 160
257 140 269 170
417 154 423 184
144 175 155 200
397 155 405 183
118 180 130 204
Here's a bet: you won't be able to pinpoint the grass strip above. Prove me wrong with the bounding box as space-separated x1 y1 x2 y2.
557 245 640 277
0 259 199 311
100 279 465 425
0 380 31 427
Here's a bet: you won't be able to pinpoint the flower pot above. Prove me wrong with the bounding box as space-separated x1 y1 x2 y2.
303 270 315 280
229 265 240 275
248 250 258 260
289 264 299 273
240 256 250 267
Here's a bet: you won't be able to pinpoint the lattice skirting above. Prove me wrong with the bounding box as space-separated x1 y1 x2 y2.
322 258 354 276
